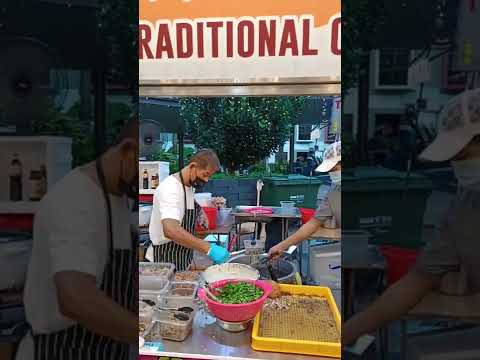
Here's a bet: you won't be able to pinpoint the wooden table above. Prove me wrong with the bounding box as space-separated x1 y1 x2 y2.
231 206 301 247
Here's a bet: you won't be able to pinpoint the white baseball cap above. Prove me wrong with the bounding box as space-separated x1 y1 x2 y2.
420 88 480 161
316 141 341 172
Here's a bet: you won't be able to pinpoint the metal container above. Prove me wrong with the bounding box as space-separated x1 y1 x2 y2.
0 231 32 290
229 255 297 284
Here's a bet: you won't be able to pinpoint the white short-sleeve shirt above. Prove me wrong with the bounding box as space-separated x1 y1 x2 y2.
146 174 194 260
22 168 133 335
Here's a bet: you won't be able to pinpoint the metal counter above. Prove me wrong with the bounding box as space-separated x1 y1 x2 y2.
140 291 341 360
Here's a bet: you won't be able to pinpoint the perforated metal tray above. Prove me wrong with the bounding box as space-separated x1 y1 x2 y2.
252 284 341 358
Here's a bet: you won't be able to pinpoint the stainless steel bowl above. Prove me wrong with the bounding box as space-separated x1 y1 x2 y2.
215 318 253 332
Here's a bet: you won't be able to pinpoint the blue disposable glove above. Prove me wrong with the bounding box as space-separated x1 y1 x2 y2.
207 244 231 264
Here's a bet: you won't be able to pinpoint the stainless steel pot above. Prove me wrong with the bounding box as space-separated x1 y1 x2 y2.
229 255 297 284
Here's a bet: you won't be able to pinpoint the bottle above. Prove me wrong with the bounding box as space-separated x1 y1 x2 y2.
9 154 23 201
151 174 159 189
40 164 47 194
142 169 149 189
30 170 43 201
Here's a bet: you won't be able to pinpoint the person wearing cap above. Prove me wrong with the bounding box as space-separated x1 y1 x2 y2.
343 89 480 345
268 141 341 260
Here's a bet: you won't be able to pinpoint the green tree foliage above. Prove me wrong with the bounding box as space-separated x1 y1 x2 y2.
97 0 138 94
32 101 132 166
180 97 306 173
342 0 386 92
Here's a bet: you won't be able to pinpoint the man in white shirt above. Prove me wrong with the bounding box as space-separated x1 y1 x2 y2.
17 120 138 360
147 149 230 270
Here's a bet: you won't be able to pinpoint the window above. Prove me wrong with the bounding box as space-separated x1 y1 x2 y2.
374 49 412 88
297 125 313 141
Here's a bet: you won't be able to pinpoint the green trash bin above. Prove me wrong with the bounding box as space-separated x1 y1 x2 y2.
261 175 330 209
342 167 433 249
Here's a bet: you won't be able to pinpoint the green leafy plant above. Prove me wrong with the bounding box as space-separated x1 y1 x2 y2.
180 97 306 173
151 147 195 173
216 282 264 304
270 161 289 175
98 0 138 95
32 101 133 166
342 0 386 93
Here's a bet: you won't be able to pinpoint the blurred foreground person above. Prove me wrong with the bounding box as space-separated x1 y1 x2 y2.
344 89 480 345
17 120 139 359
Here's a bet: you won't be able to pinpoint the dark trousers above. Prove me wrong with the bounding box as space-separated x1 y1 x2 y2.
256 219 283 252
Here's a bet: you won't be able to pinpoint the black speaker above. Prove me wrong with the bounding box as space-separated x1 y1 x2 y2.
0 0 98 69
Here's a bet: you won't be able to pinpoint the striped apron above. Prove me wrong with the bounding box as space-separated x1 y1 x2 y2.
30 160 137 360
153 172 198 271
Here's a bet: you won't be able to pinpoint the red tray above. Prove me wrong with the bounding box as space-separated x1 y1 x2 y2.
245 207 273 215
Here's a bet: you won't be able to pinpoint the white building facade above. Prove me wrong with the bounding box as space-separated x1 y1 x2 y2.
343 49 463 141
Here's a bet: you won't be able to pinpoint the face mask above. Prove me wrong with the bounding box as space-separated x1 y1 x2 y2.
192 177 207 189
451 158 480 188
329 170 341 185
191 167 207 188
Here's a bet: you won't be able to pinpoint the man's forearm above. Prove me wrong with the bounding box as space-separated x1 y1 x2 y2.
343 270 441 345
282 218 322 248
163 219 210 254
55 272 137 344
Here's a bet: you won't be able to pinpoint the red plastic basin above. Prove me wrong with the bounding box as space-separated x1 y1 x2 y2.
299 208 315 224
379 245 419 285
198 279 272 322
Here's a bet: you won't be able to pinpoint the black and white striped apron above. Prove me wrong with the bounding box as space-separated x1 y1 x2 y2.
153 172 198 271
30 160 137 360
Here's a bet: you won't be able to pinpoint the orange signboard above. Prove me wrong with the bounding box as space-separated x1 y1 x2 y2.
139 0 341 84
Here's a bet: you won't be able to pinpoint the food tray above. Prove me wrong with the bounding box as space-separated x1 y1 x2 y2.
145 310 194 342
159 282 198 310
139 313 152 337
139 262 175 278
173 271 201 282
252 284 341 358
139 262 174 291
